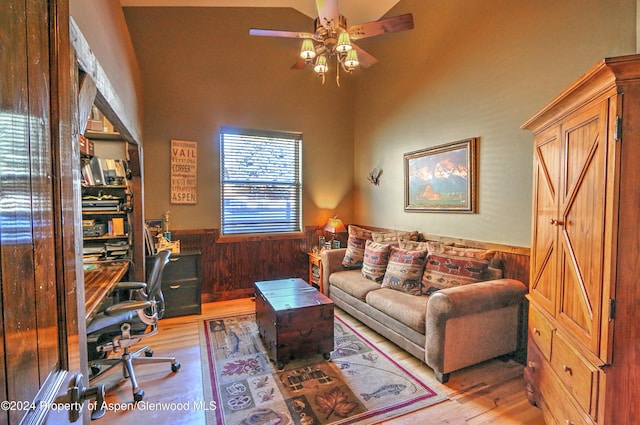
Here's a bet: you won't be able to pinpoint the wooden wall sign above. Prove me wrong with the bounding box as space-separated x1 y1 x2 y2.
171 139 197 204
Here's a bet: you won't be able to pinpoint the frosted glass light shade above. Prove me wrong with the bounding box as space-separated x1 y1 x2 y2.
336 32 352 53
344 49 359 69
300 39 316 60
314 55 328 73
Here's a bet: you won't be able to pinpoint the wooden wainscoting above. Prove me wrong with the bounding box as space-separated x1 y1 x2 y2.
171 226 326 302
171 226 530 305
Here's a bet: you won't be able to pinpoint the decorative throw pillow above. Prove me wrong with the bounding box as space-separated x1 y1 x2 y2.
371 230 419 246
361 240 391 282
422 243 496 290
342 225 373 268
381 247 428 296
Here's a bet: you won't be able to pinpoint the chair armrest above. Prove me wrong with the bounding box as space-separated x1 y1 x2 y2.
320 248 347 296
427 278 527 321
104 300 151 316
114 281 147 291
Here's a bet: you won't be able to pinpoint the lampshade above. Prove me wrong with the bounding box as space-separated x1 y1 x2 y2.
344 49 359 70
335 32 352 53
314 55 328 74
322 216 346 233
300 39 316 60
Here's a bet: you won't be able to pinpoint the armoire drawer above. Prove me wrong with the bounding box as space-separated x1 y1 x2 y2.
550 331 599 417
527 342 594 425
543 370 594 425
529 303 554 360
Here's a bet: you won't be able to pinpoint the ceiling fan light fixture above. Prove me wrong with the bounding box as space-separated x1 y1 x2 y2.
300 39 316 60
314 55 328 74
344 49 359 70
335 32 352 53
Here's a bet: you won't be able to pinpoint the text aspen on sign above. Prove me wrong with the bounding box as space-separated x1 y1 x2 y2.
171 140 197 204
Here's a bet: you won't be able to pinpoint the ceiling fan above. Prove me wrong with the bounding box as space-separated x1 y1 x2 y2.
249 0 414 85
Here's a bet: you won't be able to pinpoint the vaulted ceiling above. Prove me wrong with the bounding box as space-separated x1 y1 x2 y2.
119 0 401 27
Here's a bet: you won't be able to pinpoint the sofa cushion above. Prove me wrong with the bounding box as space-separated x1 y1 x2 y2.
399 240 431 251
422 243 496 290
365 288 429 334
341 225 373 268
361 240 391 282
329 270 381 301
371 230 419 246
381 246 428 296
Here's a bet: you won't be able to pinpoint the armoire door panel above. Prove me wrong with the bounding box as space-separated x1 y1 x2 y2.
557 101 608 354
530 128 561 312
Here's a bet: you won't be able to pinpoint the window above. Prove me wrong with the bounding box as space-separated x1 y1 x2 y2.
220 127 302 235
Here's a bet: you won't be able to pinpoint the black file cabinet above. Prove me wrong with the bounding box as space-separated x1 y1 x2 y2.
154 250 201 318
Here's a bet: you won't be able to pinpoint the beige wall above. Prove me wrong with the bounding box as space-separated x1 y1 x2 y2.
70 0 143 140
352 0 636 246
123 7 355 230
78 1 636 246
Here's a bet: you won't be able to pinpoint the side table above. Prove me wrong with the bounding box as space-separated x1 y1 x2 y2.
307 251 323 293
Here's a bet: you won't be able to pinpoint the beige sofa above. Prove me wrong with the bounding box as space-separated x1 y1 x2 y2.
320 242 527 383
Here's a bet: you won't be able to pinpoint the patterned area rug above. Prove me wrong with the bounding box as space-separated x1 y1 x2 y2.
200 311 446 424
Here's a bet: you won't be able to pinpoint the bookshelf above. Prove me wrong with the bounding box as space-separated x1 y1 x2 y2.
80 130 136 268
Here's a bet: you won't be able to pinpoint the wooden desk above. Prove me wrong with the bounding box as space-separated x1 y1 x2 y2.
84 261 129 322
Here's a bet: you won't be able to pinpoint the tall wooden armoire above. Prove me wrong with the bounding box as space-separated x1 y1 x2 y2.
522 54 640 425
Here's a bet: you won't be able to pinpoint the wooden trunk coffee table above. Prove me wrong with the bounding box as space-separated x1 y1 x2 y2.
254 278 334 369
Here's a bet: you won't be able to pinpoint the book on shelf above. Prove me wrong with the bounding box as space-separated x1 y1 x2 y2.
88 156 106 186
114 159 126 178
83 246 106 254
110 217 125 236
105 240 129 250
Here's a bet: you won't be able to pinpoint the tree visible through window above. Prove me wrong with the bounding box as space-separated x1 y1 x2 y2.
220 127 302 235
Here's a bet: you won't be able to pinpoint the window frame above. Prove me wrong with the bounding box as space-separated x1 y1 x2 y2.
220 126 303 236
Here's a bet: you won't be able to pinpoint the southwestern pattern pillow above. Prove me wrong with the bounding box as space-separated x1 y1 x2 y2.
361 240 391 282
422 243 496 290
381 247 428 296
341 225 374 268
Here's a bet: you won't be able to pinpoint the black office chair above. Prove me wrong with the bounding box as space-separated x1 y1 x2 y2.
86 249 180 402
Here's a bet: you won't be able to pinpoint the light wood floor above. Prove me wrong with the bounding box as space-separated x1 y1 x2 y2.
91 298 546 424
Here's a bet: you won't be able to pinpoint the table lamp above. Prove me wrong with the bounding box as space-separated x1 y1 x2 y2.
322 216 346 249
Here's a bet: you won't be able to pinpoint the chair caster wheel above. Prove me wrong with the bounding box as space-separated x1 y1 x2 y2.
90 366 101 377
133 390 144 402
171 362 181 372
322 353 331 360
145 349 154 357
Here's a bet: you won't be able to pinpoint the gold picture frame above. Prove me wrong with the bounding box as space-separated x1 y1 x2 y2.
404 138 478 213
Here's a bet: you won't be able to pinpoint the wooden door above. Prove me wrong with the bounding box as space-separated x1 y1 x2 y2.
556 100 609 358
529 125 561 314
1 1 91 423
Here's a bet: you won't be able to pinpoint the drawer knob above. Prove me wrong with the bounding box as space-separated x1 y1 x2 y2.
528 361 536 370
565 420 574 425
533 327 541 336
563 364 573 375
550 218 565 226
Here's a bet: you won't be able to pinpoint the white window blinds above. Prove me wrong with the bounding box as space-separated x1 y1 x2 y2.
220 127 302 235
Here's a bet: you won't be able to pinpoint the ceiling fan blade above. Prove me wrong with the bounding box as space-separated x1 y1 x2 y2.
348 13 414 41
315 0 339 29
351 43 378 68
249 29 315 39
